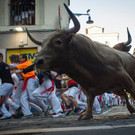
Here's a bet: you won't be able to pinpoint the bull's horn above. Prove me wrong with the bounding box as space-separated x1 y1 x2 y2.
26 28 42 46
123 27 132 46
64 3 80 33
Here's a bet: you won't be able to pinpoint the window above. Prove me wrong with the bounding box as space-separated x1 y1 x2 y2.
10 0 35 25
105 41 110 46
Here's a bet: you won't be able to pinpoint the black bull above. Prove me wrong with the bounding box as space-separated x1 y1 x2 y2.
26 3 135 120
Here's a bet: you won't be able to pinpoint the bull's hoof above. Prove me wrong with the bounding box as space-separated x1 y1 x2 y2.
128 106 135 114
78 114 93 120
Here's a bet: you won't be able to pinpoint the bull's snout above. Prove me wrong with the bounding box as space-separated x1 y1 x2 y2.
35 58 44 66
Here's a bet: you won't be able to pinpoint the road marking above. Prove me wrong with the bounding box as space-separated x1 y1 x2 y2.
100 108 113 115
1 124 135 135
100 106 129 116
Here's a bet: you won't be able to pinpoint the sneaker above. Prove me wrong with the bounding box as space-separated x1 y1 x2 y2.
16 106 21 114
96 110 101 114
66 110 75 116
74 107 83 113
0 115 12 120
64 106 72 112
51 112 65 118
75 108 85 115
21 114 33 119
74 107 80 113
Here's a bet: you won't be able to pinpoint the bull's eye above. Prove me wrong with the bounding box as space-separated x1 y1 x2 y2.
54 39 62 46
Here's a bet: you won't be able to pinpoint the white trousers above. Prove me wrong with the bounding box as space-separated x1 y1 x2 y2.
5 98 20 115
0 83 14 103
0 103 12 117
21 78 47 116
4 80 23 115
0 83 14 97
11 80 24 106
64 86 79 98
93 96 101 112
75 90 87 110
33 78 63 114
104 93 113 107
0 83 14 116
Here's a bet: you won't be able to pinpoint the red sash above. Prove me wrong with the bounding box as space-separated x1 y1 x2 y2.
14 86 17 90
22 76 35 91
98 95 102 102
0 96 5 107
40 79 55 95
78 89 81 100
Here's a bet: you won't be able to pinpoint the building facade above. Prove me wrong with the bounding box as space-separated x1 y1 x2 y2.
85 26 119 48
0 0 70 63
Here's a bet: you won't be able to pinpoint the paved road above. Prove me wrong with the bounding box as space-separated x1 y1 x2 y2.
0 105 135 135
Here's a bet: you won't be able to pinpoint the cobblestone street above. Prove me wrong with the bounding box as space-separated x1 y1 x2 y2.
0 105 135 135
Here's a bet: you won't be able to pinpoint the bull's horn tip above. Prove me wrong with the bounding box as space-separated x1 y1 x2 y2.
127 27 129 31
63 3 68 9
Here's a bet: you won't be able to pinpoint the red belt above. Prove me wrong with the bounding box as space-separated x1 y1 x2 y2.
22 76 35 91
40 79 55 95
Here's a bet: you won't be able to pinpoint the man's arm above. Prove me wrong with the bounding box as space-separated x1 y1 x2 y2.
8 65 18 70
22 64 35 74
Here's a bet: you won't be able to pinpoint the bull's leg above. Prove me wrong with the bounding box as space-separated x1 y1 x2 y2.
115 90 135 113
118 70 135 99
117 70 135 113
78 93 95 120
124 92 135 113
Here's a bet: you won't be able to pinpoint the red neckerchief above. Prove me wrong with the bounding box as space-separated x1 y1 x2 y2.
41 79 55 95
22 76 35 91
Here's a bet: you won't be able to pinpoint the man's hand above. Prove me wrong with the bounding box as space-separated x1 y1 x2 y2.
8 65 18 70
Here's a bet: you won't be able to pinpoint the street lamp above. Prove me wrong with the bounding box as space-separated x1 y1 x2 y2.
73 9 94 24
86 15 94 24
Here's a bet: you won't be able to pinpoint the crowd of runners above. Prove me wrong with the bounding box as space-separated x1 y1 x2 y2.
0 52 133 120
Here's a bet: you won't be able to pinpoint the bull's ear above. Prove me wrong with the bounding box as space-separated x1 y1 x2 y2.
66 33 74 44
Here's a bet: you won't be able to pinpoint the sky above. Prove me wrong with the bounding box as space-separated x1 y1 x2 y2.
69 0 135 53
